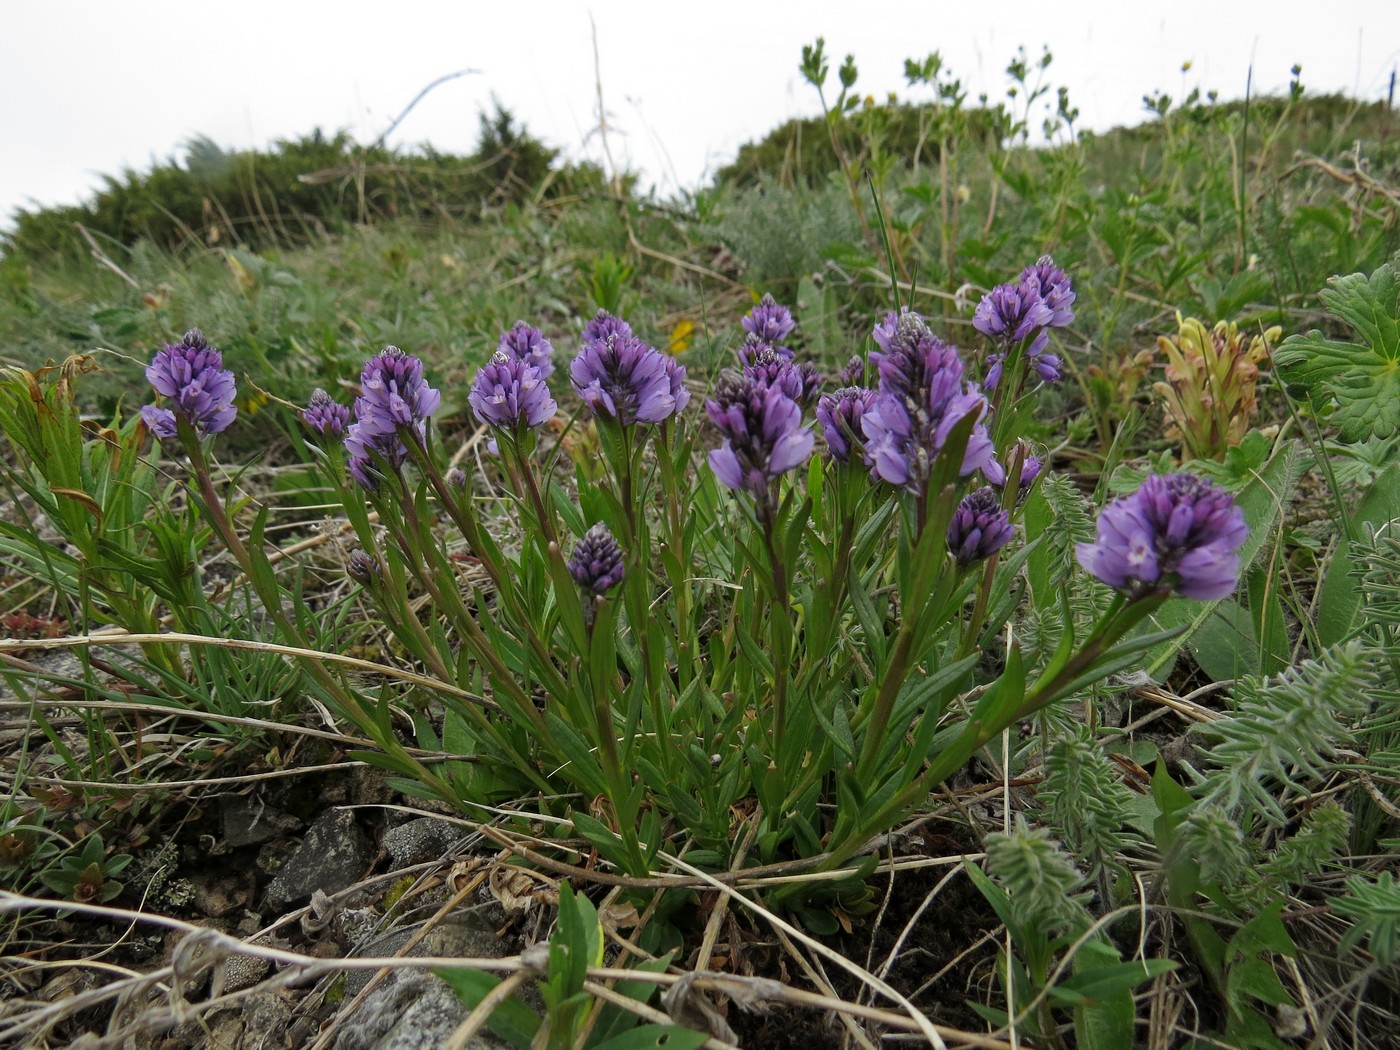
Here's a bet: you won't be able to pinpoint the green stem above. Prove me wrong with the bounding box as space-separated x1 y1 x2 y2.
825 588 1167 870
758 494 792 757
180 430 454 799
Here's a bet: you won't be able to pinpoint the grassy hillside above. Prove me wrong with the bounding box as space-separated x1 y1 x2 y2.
2 70 1400 1050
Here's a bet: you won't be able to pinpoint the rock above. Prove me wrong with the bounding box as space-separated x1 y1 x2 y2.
333 970 431 1050
332 970 511 1050
240 989 296 1049
265 809 371 909
222 795 302 848
193 873 252 917
381 817 462 867
219 953 272 993
207 1012 245 1049
345 914 505 995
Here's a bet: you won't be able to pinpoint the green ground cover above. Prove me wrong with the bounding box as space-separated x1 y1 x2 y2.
1 46 1399 1050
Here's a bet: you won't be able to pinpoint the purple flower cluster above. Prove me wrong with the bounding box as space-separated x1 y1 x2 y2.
860 311 993 491
737 339 795 367
737 295 801 373
469 351 557 433
582 309 634 345
837 355 867 387
1021 256 1076 326
706 372 814 496
495 321 555 379
974 283 1053 346
742 346 822 406
303 388 352 437
1076 473 1247 600
816 386 878 463
742 293 797 345
141 329 238 440
570 315 688 426
975 255 1075 388
343 347 440 489
568 523 625 594
947 487 1013 565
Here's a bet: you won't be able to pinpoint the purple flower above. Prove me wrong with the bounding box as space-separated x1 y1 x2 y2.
984 346 1060 390
816 386 877 463
1033 351 1061 383
860 311 993 490
582 309 634 345
303 388 351 437
947 487 1013 565
141 328 238 439
742 293 796 344
1020 255 1076 328
742 346 822 406
837 355 867 387
570 332 684 425
872 309 913 355
469 352 557 432
661 354 691 416
343 346 441 488
983 447 1043 491
1076 473 1248 600
973 283 1054 345
496 321 554 379
568 523 625 594
737 338 795 367
705 372 814 496
975 258 1074 388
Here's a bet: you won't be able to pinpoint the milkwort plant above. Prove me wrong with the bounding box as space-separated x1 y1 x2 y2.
129 266 1256 906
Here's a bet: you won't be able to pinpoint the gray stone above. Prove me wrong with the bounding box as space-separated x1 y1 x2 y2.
333 970 511 1050
240 989 296 1049
219 952 272 993
265 809 371 909
346 913 506 995
222 794 302 848
381 817 463 867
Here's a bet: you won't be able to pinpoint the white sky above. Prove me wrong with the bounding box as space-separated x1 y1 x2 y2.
2 1 1397 229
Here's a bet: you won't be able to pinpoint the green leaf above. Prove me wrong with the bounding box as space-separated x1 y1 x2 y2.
1188 600 1258 681
1275 264 1400 440
569 812 634 872
432 967 540 1049
1057 956 1177 1006
1229 900 1297 960
588 1025 709 1050
1067 942 1143 1050
1317 462 1400 645
1227 956 1294 1011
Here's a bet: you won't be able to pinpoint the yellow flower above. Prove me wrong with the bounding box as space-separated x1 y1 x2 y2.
665 319 695 356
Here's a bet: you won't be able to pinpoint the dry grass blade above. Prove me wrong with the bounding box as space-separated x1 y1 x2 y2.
0 630 496 708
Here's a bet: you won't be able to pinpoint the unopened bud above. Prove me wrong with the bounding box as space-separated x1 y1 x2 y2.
347 548 381 586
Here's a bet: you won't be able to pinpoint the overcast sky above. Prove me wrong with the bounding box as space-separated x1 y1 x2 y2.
3 1 1397 228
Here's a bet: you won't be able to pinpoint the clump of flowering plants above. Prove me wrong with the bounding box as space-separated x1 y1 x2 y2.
126 274 1250 911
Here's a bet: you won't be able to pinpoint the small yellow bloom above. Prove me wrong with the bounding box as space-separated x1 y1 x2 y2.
665 319 696 356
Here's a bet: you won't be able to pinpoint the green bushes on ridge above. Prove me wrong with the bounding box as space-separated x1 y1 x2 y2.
3 104 593 262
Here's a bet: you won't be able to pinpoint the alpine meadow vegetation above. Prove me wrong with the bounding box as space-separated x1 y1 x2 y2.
2 40 1400 1050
